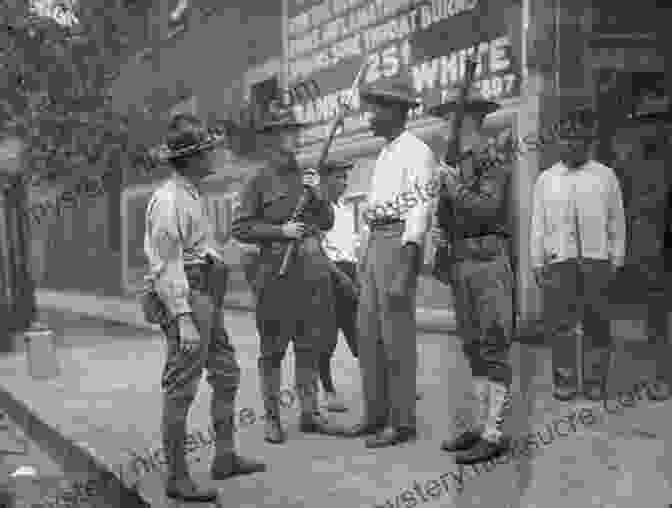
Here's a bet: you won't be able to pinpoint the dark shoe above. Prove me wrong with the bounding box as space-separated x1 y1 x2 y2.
365 426 417 449
211 453 267 480
264 416 286 444
553 368 578 401
454 435 512 465
298 411 344 434
441 430 483 452
583 381 605 402
646 378 672 402
323 422 385 438
165 476 218 502
553 385 578 401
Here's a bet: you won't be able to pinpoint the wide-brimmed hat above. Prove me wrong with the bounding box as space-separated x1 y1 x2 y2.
320 159 355 175
425 86 500 118
151 114 227 162
256 100 312 133
359 75 420 108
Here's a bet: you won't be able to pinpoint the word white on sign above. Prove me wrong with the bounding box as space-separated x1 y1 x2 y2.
293 35 514 128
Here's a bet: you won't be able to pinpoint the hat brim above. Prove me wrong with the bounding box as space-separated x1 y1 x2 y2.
256 121 311 133
627 110 672 123
320 162 355 174
426 100 500 118
158 136 226 161
360 90 421 108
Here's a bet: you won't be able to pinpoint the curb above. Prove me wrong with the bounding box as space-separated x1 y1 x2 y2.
0 384 151 508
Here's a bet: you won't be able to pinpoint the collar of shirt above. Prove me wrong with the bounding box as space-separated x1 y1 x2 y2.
173 174 201 200
558 160 595 175
381 130 409 154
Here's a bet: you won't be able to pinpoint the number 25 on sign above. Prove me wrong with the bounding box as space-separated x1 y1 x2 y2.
365 41 412 83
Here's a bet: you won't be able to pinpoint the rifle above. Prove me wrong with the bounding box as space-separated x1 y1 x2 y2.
277 55 369 277
432 53 479 285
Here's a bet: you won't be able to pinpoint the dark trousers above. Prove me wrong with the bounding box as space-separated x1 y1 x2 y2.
543 259 613 381
326 261 359 358
318 260 359 394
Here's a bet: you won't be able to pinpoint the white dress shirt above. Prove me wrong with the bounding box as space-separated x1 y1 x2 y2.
530 160 626 269
367 130 436 247
322 198 358 263
144 175 221 316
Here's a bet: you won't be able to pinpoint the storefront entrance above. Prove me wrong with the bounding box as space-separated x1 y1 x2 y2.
596 70 671 341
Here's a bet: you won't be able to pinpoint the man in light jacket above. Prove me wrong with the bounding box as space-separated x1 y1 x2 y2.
530 108 626 401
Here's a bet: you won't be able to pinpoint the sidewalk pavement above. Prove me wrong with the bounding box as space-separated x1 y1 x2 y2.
1 309 671 507
34 287 653 345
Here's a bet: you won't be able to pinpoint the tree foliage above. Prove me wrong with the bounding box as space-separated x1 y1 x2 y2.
0 0 154 187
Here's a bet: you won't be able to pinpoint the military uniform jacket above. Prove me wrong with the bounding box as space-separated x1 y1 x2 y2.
435 150 511 263
232 151 335 325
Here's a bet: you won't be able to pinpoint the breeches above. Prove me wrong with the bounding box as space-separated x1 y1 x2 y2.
255 254 336 363
450 254 514 387
161 290 240 405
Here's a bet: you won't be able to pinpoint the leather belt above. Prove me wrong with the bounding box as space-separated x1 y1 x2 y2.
368 218 403 229
450 234 509 261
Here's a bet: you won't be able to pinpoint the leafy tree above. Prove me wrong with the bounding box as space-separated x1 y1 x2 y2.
0 0 156 189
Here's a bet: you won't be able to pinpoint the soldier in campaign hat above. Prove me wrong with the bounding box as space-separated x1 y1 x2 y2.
427 85 516 465
144 113 265 502
232 100 340 444
330 75 434 448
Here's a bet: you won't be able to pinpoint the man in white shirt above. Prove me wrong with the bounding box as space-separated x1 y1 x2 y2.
331 76 436 448
530 108 626 401
318 159 360 413
144 114 265 502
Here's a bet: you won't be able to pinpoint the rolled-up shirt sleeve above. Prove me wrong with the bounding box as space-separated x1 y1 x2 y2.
402 141 437 247
231 174 286 243
147 195 191 316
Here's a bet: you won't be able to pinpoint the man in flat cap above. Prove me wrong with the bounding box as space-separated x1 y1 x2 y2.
531 107 625 402
333 75 435 448
144 113 265 502
428 87 515 465
232 101 338 444
317 159 360 413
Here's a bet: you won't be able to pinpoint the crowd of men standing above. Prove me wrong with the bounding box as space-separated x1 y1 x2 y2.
141 71 638 502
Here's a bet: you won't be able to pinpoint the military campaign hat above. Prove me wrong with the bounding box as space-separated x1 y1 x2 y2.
150 113 228 162
320 159 355 175
359 75 421 108
256 99 312 133
425 86 500 118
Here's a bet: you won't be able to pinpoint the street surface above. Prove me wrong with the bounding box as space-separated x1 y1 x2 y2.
0 308 670 507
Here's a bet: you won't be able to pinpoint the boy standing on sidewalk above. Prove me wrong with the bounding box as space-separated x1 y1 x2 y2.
318 160 360 413
530 108 626 402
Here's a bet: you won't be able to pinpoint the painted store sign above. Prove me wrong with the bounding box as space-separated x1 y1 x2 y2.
285 0 521 146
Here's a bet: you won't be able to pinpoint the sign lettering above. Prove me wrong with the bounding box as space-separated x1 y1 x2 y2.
285 0 521 146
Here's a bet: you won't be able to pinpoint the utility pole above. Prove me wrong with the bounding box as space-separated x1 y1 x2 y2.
0 136 36 353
